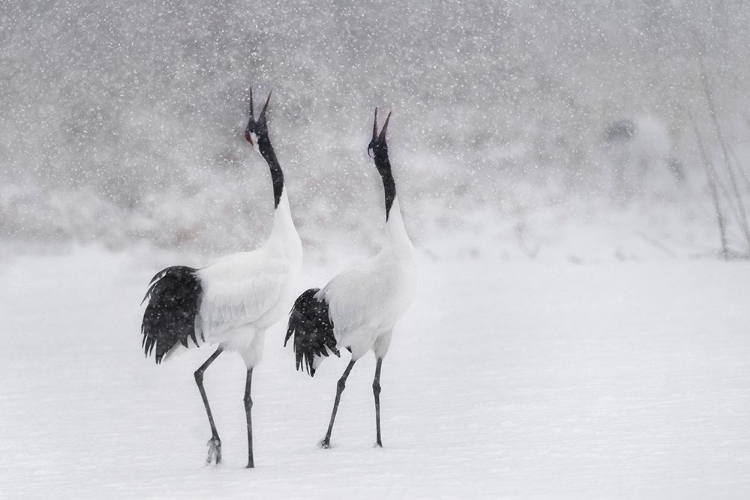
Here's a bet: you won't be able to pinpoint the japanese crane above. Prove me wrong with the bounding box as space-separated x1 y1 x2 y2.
285 109 415 448
140 89 302 468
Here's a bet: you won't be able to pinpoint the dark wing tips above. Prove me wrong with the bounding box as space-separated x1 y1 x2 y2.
140 266 202 364
285 288 339 377
141 268 169 305
284 289 317 348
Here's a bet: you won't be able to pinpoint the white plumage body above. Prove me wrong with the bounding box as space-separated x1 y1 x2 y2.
317 197 415 362
284 109 412 449
165 190 302 365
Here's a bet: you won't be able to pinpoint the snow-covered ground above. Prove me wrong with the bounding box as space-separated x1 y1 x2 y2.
1 245 749 498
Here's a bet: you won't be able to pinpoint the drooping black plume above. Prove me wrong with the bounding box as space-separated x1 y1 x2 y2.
141 266 203 364
285 288 339 377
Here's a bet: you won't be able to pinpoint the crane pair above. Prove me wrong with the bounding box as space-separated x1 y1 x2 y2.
140 89 415 468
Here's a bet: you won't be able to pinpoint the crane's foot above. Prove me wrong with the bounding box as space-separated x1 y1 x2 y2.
373 441 383 448
206 436 222 465
318 438 331 449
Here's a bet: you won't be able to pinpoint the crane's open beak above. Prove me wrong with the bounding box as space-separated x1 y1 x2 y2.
368 108 392 158
244 88 272 145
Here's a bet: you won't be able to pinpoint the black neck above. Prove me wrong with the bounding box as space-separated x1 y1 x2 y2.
258 138 284 208
374 153 396 221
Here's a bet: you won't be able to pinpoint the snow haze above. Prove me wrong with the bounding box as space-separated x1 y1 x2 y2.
2 1 750 257
1 1 750 498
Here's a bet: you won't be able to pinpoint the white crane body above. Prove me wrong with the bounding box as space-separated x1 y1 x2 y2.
140 89 298 468
286 109 415 448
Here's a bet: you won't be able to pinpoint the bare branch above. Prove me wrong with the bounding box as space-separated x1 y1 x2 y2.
689 111 728 259
699 57 750 252
728 148 750 198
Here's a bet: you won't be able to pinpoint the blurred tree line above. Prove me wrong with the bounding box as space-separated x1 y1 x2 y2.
1 0 748 253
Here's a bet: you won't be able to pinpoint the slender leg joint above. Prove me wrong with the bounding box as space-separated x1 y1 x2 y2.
373 358 384 448
194 348 223 465
244 369 255 469
320 360 356 449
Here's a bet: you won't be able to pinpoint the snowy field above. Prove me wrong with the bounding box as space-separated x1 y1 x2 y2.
1 245 749 498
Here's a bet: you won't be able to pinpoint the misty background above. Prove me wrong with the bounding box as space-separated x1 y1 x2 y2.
3 3 750 496
2 0 749 260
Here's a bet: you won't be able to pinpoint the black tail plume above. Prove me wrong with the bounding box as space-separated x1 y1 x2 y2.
285 288 339 376
141 266 203 364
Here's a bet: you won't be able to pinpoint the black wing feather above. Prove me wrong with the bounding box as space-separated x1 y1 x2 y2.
285 288 339 377
141 265 203 364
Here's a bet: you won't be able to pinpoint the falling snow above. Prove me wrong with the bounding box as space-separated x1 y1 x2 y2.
2 0 750 497
2 1 750 256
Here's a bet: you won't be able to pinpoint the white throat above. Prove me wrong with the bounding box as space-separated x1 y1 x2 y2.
250 132 261 155
384 196 413 260
268 188 302 260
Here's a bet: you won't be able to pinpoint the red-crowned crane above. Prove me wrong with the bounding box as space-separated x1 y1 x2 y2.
140 89 302 468
285 109 415 448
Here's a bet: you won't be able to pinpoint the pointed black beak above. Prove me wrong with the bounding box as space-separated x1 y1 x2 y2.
378 110 391 142
368 108 378 158
245 87 255 145
258 90 271 128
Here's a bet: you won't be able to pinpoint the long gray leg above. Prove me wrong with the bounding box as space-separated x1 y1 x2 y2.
194 347 224 464
244 368 255 468
319 359 356 448
373 357 384 447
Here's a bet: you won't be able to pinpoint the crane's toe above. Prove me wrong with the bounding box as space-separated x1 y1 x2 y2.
206 436 222 465
318 438 332 449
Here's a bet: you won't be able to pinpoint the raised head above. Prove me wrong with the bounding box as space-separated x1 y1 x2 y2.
368 108 396 220
244 88 272 150
244 87 284 208
368 107 392 168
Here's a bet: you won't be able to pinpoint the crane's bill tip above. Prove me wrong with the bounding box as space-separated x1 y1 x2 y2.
260 90 272 119
378 110 392 141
